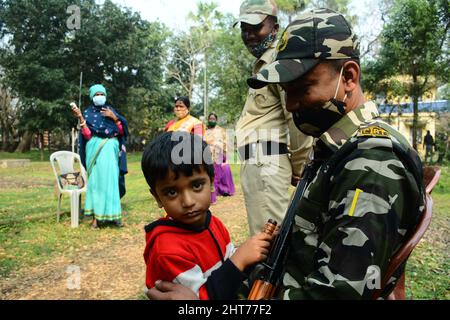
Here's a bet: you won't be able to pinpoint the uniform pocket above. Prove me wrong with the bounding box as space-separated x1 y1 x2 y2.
249 86 280 112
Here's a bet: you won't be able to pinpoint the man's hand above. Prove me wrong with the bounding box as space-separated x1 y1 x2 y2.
146 280 198 300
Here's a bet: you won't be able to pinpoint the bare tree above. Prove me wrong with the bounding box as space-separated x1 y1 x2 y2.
166 32 209 100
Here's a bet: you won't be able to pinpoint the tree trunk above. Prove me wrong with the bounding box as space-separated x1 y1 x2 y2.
39 132 44 161
46 130 51 152
412 95 419 151
412 72 419 151
1 127 7 151
4 128 12 152
15 131 33 153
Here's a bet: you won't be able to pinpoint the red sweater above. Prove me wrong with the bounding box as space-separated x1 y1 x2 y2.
143 211 245 300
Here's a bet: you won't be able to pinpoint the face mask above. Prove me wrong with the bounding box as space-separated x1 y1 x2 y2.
175 109 189 119
247 31 277 58
208 121 217 128
292 67 348 138
93 95 106 107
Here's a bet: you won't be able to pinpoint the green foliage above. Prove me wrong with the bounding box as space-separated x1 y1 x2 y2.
380 0 445 78
276 0 307 12
362 0 449 148
207 14 253 124
2 0 444 146
363 0 448 85
0 0 168 148
276 0 308 24
275 0 357 26
124 87 173 146
165 3 254 125
437 83 450 100
0 0 78 133
308 0 358 26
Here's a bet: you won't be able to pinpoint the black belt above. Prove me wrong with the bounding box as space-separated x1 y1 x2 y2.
238 141 289 161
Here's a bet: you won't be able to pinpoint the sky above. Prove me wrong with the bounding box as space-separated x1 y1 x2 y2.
100 0 383 54
105 0 242 30
103 0 378 31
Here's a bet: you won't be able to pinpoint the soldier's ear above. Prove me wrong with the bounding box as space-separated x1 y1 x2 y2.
342 61 360 93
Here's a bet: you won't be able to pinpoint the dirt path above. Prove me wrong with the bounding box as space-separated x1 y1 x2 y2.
0 192 248 300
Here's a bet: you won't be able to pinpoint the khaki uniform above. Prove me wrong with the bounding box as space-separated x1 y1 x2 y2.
236 41 313 236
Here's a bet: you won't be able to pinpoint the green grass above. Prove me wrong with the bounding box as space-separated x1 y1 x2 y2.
434 166 450 196
0 150 52 162
405 166 450 299
0 151 448 299
0 152 160 278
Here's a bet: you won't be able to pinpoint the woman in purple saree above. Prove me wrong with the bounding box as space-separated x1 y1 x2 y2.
205 113 235 203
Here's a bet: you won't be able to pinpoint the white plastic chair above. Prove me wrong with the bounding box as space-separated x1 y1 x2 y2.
50 151 87 228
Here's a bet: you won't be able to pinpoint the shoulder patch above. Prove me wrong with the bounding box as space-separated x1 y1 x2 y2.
277 30 289 52
357 126 390 139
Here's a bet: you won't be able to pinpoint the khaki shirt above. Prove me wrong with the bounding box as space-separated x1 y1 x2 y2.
235 41 313 176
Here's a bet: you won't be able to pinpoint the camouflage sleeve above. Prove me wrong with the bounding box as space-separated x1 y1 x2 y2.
281 139 422 300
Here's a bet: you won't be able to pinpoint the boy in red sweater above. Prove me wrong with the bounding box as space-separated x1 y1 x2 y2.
141 132 273 300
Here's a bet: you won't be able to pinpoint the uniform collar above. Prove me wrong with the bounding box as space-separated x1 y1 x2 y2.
318 101 380 154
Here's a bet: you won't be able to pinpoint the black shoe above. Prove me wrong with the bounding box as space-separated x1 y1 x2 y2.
115 221 124 228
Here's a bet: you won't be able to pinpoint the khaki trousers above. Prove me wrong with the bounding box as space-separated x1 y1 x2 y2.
240 153 292 236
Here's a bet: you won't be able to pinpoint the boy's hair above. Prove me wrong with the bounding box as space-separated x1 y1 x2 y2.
141 132 214 190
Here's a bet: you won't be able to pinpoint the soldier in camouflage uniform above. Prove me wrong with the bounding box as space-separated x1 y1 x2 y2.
247 8 426 299
146 8 425 300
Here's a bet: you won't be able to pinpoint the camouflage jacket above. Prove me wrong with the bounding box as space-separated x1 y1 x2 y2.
280 101 425 300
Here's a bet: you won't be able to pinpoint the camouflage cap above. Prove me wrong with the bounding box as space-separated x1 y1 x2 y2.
233 0 278 27
247 8 360 89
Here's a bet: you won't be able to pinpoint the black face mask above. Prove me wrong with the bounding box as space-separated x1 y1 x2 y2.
293 99 347 137
292 68 348 138
246 30 277 58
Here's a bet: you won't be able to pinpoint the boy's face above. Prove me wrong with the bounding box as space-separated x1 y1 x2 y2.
151 167 212 228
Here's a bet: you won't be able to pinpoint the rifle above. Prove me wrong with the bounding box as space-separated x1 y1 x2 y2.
248 161 319 300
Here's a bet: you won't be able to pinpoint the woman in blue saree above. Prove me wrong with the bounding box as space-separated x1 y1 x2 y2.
72 84 128 229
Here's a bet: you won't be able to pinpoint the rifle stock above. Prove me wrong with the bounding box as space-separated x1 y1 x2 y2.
248 280 276 300
247 162 318 300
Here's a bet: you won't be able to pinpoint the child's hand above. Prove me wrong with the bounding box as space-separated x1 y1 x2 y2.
230 232 273 272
